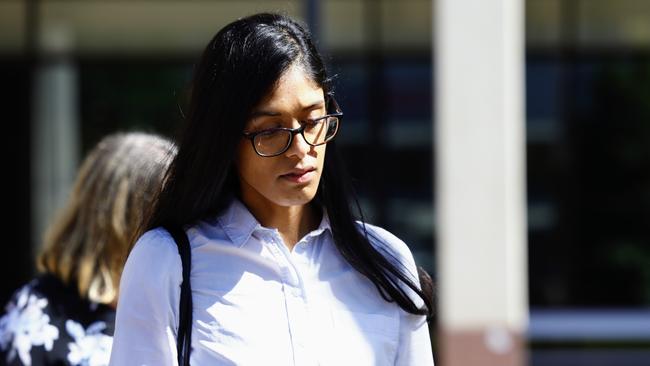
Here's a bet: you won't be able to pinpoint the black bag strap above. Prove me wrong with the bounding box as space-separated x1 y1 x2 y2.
164 225 192 366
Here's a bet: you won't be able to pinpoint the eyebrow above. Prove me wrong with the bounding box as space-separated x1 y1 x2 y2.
250 101 325 119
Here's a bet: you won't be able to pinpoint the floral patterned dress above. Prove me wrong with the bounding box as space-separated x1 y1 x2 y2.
0 274 114 366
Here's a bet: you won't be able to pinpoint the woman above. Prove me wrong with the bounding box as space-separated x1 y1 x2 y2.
110 13 434 366
0 132 176 366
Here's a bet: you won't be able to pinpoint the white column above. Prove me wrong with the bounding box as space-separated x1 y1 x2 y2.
435 0 527 365
31 25 80 253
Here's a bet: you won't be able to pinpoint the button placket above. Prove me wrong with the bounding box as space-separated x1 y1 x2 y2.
266 233 316 365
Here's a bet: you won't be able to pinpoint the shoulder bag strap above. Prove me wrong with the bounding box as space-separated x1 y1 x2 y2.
164 225 193 366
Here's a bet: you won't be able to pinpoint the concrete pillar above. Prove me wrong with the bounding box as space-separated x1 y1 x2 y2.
31 25 80 253
434 0 528 365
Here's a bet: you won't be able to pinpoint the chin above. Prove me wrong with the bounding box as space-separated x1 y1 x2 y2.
275 186 319 207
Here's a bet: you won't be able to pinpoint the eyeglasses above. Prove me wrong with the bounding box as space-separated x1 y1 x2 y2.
242 96 343 157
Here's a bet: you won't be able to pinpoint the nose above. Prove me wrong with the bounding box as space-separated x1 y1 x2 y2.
285 127 310 158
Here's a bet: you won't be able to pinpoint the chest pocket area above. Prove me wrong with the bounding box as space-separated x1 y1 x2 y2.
328 309 399 366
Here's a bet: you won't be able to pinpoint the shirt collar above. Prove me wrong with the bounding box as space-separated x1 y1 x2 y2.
306 209 331 240
216 198 261 248
216 198 332 248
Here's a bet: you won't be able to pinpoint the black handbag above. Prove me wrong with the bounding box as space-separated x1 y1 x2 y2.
165 226 193 366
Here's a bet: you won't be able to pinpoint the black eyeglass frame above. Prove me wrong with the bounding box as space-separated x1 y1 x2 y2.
242 96 343 157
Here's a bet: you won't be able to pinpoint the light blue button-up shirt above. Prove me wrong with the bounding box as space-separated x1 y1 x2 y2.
109 199 434 365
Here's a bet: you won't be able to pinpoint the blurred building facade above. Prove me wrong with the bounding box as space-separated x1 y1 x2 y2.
0 0 435 296
1 0 650 364
526 1 650 364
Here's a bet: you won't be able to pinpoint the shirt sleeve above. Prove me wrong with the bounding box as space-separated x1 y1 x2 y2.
109 229 182 366
396 309 435 366
362 224 435 366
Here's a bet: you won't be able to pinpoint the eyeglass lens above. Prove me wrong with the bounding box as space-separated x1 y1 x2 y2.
254 117 339 156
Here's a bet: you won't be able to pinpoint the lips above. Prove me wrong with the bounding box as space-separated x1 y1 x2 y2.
280 167 316 184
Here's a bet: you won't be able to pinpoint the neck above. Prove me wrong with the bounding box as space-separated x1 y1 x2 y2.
243 199 321 251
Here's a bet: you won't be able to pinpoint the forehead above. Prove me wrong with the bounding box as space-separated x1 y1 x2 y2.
256 65 324 111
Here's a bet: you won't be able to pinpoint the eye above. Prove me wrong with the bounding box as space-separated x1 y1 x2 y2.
307 107 327 120
306 115 328 125
249 118 284 132
301 112 326 126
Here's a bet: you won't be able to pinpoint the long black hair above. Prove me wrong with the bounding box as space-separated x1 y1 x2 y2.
148 12 432 319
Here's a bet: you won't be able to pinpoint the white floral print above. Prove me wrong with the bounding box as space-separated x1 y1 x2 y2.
0 285 60 365
66 320 112 366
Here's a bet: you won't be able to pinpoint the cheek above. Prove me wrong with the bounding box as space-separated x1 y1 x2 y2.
316 145 327 169
236 142 256 181
236 143 273 185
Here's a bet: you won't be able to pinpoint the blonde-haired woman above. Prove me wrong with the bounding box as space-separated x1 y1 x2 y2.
0 132 176 366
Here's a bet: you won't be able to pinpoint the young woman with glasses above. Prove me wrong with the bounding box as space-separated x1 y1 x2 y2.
109 12 434 366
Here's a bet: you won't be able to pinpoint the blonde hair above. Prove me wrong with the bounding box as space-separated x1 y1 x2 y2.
37 132 176 304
